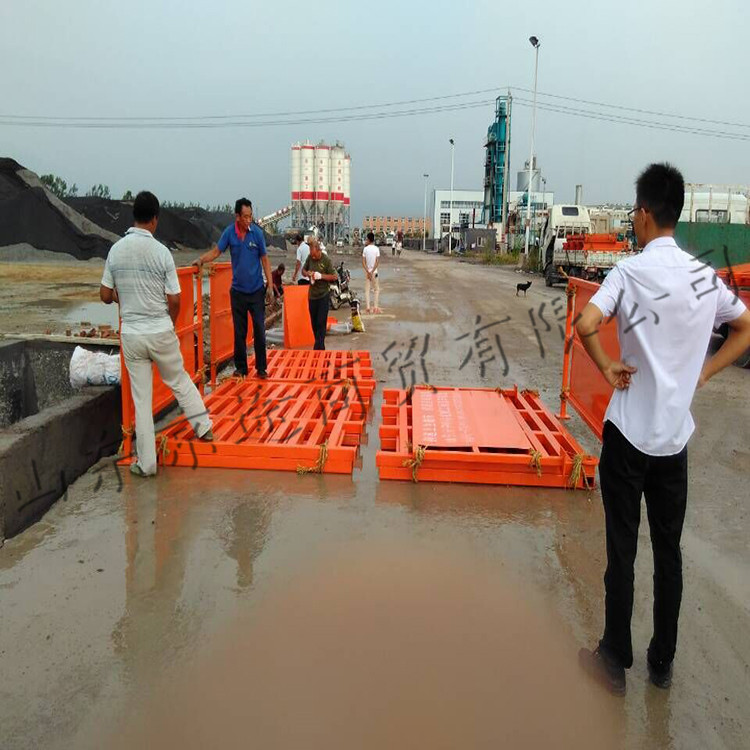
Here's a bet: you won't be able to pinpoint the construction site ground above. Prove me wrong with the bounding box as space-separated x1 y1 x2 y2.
1 248 748 749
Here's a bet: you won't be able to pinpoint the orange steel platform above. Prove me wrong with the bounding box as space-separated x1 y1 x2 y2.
157 379 368 474
376 386 597 488
247 349 375 399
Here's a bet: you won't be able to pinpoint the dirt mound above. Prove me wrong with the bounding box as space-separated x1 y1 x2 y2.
0 158 118 261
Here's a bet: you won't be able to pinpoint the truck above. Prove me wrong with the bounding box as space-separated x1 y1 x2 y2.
541 204 635 286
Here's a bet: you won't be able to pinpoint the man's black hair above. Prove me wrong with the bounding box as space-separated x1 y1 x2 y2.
235 197 253 215
635 163 685 228
278 263 285 271
295 233 304 243
366 231 375 242
133 191 160 223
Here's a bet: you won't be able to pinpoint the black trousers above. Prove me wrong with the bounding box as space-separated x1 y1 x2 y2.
230 287 266 375
308 295 329 351
598 421 688 670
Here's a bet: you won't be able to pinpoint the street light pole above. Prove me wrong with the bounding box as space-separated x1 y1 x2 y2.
524 36 540 258
422 173 429 253
449 138 455 255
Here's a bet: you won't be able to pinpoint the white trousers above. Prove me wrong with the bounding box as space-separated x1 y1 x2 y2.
121 330 211 475
365 273 380 310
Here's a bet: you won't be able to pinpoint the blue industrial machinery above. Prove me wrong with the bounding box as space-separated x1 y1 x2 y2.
482 95 512 227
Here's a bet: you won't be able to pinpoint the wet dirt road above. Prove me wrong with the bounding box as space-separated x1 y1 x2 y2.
1 249 748 749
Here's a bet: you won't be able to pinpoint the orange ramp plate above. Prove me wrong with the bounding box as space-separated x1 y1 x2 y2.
413 389 529 452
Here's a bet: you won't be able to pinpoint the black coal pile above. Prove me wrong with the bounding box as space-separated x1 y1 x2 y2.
66 198 215 250
0 158 117 261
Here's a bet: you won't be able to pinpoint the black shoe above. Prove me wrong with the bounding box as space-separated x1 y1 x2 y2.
647 659 673 689
231 370 247 380
578 647 626 696
256 370 268 380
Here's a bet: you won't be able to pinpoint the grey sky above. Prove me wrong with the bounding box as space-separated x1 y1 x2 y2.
1 0 748 224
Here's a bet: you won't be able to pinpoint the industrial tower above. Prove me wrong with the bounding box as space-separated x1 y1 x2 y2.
482 94 512 230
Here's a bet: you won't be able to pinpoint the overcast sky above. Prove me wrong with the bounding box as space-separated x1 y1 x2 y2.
1 0 748 223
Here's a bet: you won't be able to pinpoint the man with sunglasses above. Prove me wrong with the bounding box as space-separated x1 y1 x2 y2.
576 163 750 695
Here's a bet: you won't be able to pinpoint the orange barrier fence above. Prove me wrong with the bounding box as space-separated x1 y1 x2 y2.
376 386 597 488
157 378 367 474
208 262 253 385
120 266 204 458
559 278 619 441
283 285 315 348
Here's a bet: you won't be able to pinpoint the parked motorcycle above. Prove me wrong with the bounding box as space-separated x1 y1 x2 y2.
329 261 353 310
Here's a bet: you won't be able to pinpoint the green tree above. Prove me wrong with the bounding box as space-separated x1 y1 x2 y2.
40 173 68 198
122 189 134 201
86 184 111 199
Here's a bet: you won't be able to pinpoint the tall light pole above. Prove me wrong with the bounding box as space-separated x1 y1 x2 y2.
422 173 429 253
524 35 540 258
449 138 455 255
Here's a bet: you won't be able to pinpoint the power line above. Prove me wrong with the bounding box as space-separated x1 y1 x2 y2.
0 87 508 123
511 86 750 130
512 98 750 142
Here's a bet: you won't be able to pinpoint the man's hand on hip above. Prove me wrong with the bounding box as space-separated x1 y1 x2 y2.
603 360 637 390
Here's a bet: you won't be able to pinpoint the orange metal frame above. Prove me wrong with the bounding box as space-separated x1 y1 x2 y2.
558 278 618 441
283 285 315 348
158 379 367 474
120 266 204 458
376 386 597 488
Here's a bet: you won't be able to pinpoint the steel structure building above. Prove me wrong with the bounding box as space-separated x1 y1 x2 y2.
290 140 351 241
482 94 512 229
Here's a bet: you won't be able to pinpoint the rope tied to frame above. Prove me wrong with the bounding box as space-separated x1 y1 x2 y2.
529 449 543 478
157 434 171 460
566 285 577 299
206 263 216 277
297 440 329 475
117 424 134 456
521 388 540 399
402 444 427 483
567 453 591 490
198 366 208 385
560 387 570 401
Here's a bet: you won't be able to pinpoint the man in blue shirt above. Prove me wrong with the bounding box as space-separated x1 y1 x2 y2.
193 198 274 378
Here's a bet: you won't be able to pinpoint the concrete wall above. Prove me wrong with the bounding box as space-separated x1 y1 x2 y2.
0 339 121 542
0 387 121 542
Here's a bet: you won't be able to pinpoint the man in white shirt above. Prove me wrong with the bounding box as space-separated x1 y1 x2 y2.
100 191 213 477
576 164 750 695
292 234 311 285
362 231 381 313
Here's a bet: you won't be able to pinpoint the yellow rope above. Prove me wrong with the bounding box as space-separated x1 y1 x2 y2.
567 453 591 490
206 263 216 277
297 440 329 475
560 387 570 401
117 424 134 456
198 366 208 384
529 449 543 478
521 388 540 399
566 285 577 299
402 444 426 483
157 434 171 460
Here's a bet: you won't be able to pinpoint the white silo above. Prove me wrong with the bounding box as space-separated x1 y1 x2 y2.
300 141 315 225
314 142 331 225
330 143 346 225
290 143 301 226
343 153 351 228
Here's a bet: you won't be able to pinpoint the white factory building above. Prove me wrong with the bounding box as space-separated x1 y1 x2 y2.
432 189 485 240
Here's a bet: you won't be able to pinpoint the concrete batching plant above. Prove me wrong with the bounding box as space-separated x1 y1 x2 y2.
290 141 351 241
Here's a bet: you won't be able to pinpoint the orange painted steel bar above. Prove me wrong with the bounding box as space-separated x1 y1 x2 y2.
558 278 618 442
376 386 597 488
208 262 254 386
283 285 316 348
246 349 375 400
120 266 204 459
157 378 367 474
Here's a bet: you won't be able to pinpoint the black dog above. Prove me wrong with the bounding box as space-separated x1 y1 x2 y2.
516 281 532 296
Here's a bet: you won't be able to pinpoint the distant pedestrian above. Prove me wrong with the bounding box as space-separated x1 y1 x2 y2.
192 198 274 379
272 263 285 298
100 191 213 477
302 238 337 350
576 163 750 696
292 233 311 285
396 228 404 256
362 231 381 313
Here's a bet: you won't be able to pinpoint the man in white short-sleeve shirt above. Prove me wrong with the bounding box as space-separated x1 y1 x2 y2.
362 232 381 313
100 191 212 477
576 163 750 696
293 234 311 284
